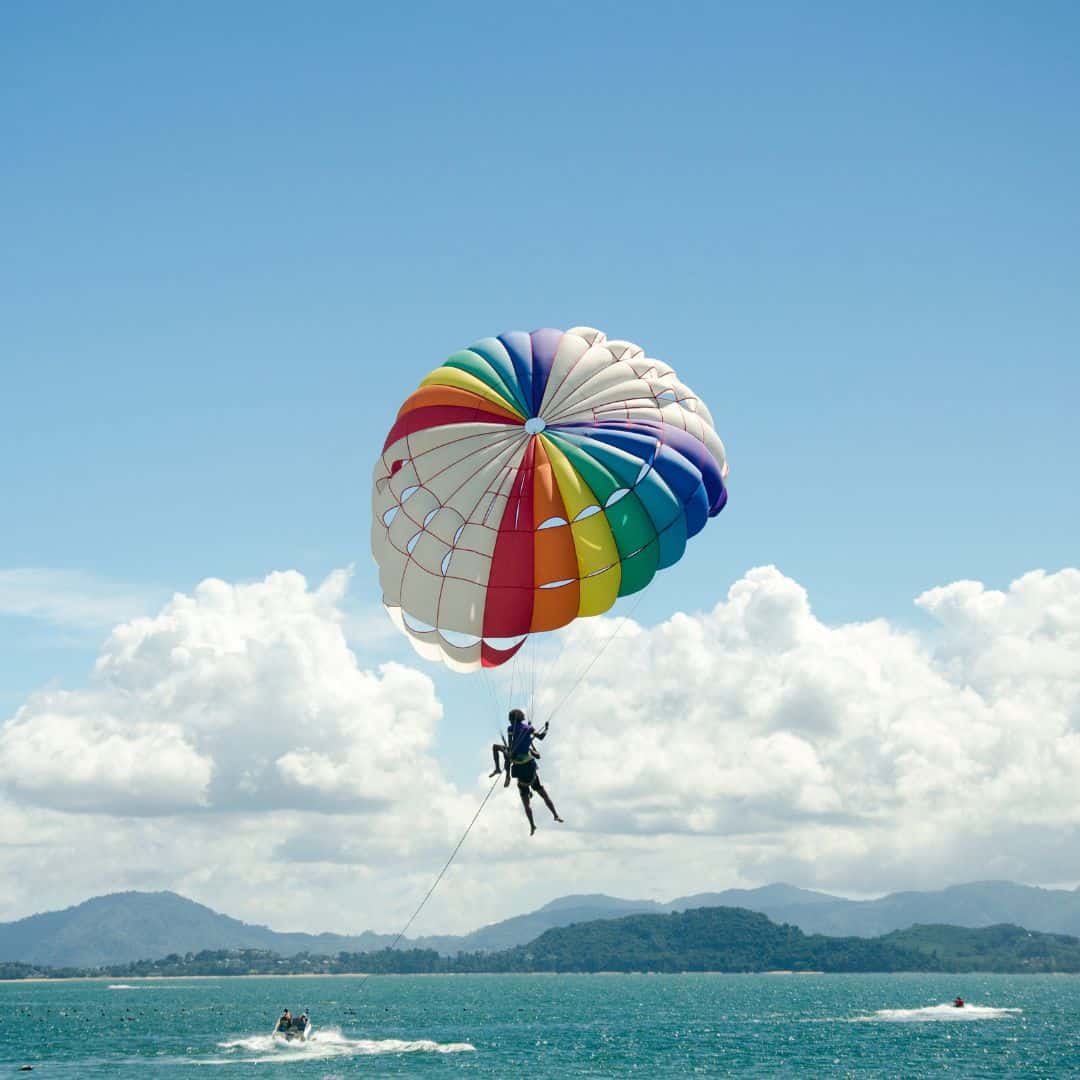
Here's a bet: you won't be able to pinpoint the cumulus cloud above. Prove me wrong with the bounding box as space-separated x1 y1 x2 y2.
2 563 1079 931
0 569 457 817
0 709 211 814
538 565 1080 891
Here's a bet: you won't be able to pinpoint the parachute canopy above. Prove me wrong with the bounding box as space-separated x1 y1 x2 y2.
372 326 728 670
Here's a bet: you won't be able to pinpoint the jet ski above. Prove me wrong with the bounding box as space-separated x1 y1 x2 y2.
273 1010 311 1042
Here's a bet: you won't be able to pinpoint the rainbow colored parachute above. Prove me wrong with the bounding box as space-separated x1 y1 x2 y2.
371 327 728 670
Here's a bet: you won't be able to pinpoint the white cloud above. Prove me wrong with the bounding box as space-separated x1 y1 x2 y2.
536 565 1080 891
2 563 1079 933
0 708 211 814
0 569 462 820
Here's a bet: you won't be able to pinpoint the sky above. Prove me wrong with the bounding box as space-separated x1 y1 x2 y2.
1 1 1078 935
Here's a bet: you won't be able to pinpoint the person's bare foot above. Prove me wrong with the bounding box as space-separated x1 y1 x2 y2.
503 771 512 787
554 815 564 823
488 768 501 778
530 823 537 836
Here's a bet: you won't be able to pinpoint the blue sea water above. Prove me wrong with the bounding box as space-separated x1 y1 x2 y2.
1 973 1077 1077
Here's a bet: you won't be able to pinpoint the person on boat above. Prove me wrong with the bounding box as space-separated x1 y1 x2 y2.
953 997 964 1008
495 708 563 834
277 1009 292 1031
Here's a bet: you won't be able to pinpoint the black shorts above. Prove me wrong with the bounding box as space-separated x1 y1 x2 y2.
510 759 538 787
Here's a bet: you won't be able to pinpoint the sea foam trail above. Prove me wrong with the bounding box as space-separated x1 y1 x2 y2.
108 984 137 990
206 1027 475 1064
856 1003 1023 1023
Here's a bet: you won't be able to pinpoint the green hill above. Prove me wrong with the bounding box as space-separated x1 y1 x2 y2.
883 922 1080 973
473 906 926 973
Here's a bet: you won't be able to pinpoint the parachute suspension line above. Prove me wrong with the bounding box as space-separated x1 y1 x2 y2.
528 630 570 725
505 647 522 720
356 772 502 993
479 665 504 729
540 592 647 728
479 665 506 762
528 633 538 720
503 652 513 719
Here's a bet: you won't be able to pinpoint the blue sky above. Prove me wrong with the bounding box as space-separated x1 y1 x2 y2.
3 1 1078 770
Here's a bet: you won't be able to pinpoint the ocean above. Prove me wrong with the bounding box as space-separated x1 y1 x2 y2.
1 973 1076 1077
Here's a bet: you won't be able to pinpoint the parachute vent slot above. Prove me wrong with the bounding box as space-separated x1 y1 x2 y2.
402 611 436 634
484 633 528 651
573 505 601 522
584 564 616 579
538 516 568 530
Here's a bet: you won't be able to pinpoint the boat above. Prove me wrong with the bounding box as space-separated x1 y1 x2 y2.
273 1010 311 1042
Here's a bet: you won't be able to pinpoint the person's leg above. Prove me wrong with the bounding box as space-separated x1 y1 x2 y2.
517 783 537 835
533 780 564 822
489 744 504 776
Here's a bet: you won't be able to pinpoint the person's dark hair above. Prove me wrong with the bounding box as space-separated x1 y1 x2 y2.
508 708 526 726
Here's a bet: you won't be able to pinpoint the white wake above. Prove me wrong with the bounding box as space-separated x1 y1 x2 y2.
857 1002 1022 1022
206 1026 475 1064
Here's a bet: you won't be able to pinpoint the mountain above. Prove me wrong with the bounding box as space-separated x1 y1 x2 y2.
37 907 1080 978
702 881 1080 939
0 891 395 968
446 881 1080 950
8 880 1080 968
666 883 842 915
451 894 665 952
0 891 659 967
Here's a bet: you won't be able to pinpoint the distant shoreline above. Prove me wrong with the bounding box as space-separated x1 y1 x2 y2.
0 971 755 984
4 970 1078 985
